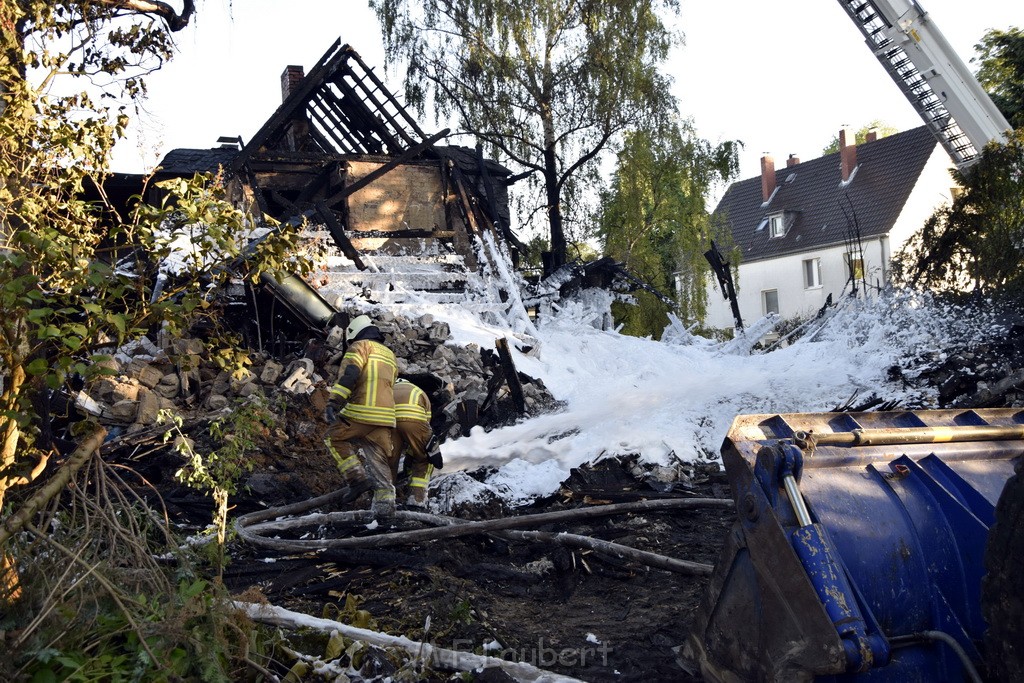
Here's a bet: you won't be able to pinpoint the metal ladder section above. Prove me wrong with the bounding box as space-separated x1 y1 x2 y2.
837 0 1010 169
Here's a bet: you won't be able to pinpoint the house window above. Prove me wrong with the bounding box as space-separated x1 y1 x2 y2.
769 214 785 238
803 258 822 288
846 250 865 280
762 289 779 315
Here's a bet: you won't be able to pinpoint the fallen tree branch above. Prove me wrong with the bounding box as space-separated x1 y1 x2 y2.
239 497 734 550
495 529 714 575
234 601 586 683
0 427 106 547
235 496 731 574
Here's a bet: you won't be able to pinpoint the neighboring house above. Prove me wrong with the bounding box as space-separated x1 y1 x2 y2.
704 125 955 332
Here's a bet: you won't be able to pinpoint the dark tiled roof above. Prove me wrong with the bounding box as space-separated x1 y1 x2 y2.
713 126 939 263
156 147 239 176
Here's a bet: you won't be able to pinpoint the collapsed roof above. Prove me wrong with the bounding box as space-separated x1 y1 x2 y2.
156 40 531 339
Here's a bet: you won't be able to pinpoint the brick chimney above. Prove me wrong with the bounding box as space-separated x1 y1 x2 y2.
280 65 308 152
786 153 800 167
865 127 878 143
840 127 857 182
281 65 305 101
761 155 776 202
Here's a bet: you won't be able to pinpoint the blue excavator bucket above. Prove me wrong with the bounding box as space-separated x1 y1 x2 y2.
683 408 1024 682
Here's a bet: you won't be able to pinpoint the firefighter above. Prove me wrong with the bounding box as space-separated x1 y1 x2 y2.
391 378 434 508
324 315 398 519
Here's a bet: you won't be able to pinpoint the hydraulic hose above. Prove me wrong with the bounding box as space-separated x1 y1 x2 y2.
889 631 983 683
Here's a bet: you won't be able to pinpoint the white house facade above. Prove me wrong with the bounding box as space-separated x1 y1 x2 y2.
704 126 955 332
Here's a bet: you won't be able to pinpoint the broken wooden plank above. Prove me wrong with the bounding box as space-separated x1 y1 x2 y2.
495 338 526 414
315 202 366 271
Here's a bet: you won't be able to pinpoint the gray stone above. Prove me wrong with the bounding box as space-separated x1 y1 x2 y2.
207 394 229 410
260 360 284 384
238 382 262 398
229 369 256 393
108 399 138 422
418 313 435 327
135 387 161 425
429 322 451 341
211 371 231 396
126 359 165 389
155 374 180 399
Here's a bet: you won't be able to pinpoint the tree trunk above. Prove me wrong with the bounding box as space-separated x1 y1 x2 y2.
543 142 567 276
0 362 27 515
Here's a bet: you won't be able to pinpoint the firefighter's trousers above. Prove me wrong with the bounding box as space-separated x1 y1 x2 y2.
325 418 395 513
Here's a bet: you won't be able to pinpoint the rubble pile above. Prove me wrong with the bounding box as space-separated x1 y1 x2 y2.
71 312 557 491
899 312 1024 409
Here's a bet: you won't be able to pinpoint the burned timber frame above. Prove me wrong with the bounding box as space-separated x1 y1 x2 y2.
230 40 524 277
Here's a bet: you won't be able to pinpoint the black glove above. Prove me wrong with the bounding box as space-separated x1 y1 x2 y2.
427 448 444 469
325 404 337 423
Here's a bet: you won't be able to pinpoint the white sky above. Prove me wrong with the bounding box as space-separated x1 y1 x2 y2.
115 0 1021 194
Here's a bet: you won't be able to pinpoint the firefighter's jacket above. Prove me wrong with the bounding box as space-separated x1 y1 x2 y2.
394 379 431 425
329 339 397 427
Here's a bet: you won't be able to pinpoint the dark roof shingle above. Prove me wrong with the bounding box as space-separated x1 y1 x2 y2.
156 147 240 176
713 126 939 263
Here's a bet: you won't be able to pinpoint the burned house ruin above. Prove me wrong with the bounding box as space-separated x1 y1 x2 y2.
151 40 529 346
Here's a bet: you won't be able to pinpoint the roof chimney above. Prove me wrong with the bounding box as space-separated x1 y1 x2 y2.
761 155 776 202
865 127 878 143
786 153 800 167
281 65 305 102
280 65 308 152
840 127 857 182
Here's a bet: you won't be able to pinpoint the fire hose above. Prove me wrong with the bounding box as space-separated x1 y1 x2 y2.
233 487 734 576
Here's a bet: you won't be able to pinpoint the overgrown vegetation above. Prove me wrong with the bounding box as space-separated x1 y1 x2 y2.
1 452 267 682
974 26 1024 129
163 397 277 581
597 121 738 337
0 2 314 678
892 128 1024 296
0 0 310 543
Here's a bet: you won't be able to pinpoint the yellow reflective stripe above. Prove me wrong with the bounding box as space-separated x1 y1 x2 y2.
395 405 430 421
409 477 430 489
341 350 365 367
366 357 380 408
373 488 396 501
341 404 396 426
337 456 360 473
342 404 396 418
368 352 397 369
329 384 352 400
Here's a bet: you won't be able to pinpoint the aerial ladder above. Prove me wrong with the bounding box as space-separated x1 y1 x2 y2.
837 0 1011 168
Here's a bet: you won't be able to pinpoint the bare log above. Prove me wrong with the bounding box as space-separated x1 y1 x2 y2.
235 601 586 683
0 427 106 547
96 0 196 31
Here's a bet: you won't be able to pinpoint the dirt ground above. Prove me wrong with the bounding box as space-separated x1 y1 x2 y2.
128 398 735 682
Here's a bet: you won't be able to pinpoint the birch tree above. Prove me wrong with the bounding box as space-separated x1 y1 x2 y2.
371 0 679 275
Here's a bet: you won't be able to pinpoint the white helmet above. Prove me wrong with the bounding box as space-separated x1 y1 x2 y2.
345 314 372 342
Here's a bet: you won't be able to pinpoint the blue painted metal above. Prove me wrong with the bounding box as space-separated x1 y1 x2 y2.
686 408 1023 682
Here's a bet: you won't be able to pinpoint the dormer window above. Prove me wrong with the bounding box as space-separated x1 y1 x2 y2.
769 213 786 238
